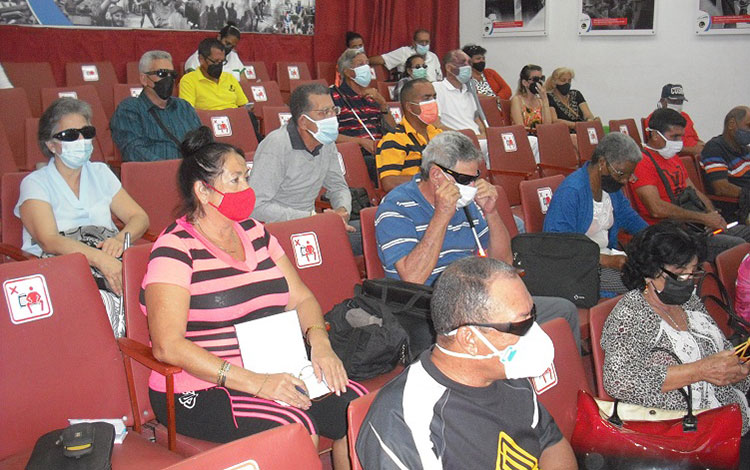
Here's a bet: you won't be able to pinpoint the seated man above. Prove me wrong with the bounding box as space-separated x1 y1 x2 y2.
544 133 647 296
248 83 360 254
357 256 576 470
179 37 249 111
111 50 201 162
644 84 704 156
375 78 442 193
629 108 750 261
433 50 488 159
331 48 396 182
700 106 750 199
375 131 580 347
369 28 443 82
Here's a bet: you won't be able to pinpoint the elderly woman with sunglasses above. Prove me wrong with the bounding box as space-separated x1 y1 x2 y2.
15 98 149 336
601 222 750 435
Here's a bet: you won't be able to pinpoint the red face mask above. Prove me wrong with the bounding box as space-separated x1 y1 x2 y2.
205 183 256 221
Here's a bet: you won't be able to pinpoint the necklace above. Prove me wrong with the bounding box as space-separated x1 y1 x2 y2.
643 287 687 330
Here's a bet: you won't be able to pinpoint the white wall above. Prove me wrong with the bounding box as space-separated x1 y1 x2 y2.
460 0 750 139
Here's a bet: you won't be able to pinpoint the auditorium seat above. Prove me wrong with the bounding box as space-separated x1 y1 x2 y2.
609 118 642 149
499 99 512 126
376 81 398 101
1 62 57 117
0 124 18 188
241 80 284 127
0 253 183 468
0 88 33 169
65 61 120 118
289 78 328 95
486 125 539 207
360 207 383 280
575 120 605 164
197 107 259 155
41 85 115 159
242 61 271 82
261 105 292 135
126 61 141 84
457 128 481 150
537 122 578 177
371 64 389 82
120 159 182 236
495 184 518 239
715 243 750 307
1 172 30 249
113 83 144 108
24 117 104 171
479 96 505 127
697 262 734 337
589 296 621 400
680 155 738 205
275 61 311 101
347 391 378 470
316 61 336 84
519 174 564 233
338 142 380 206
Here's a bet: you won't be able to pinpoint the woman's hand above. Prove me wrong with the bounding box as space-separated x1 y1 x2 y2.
310 342 348 395
256 373 312 409
96 254 123 296
98 236 124 258
698 350 750 386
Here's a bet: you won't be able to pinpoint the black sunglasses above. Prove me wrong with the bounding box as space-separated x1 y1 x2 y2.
53 126 96 142
530 75 546 82
435 163 480 185
458 305 537 337
145 69 178 79
662 267 705 282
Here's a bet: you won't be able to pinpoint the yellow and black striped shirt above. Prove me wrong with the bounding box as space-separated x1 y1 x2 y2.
375 119 442 182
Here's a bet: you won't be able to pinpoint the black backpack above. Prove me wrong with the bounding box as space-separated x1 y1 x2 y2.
511 232 600 308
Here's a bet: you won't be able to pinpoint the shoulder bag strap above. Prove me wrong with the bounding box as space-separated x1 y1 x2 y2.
148 106 182 148
644 148 678 204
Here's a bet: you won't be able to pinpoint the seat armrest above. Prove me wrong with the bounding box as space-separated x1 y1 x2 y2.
118 337 182 376
0 243 37 261
488 168 537 178
538 163 576 176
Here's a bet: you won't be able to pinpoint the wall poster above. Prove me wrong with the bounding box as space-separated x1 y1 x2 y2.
696 0 750 34
483 0 547 37
578 0 656 36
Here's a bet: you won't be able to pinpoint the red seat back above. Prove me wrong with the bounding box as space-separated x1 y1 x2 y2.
197 107 259 155
241 80 284 122
316 61 336 84
266 212 360 313
360 206 384 279
538 318 593 441
494 184 518 239
609 118 643 149
275 62 312 93
338 142 379 206
0 254 135 459
0 88 33 169
537 122 578 177
1 172 29 247
120 159 182 235
242 61 271 82
487 125 538 206
41 85 114 158
113 83 144 109
457 128 480 149
698 261 734 337
680 155 705 192
479 96 504 127
377 81 398 101
589 296 621 400
126 61 141 84
498 99 512 126
575 120 605 164
2 62 57 117
64 61 119 118
289 78 328 95
347 392 378 470
164 423 321 470
261 105 292 135
0 124 19 187
519 174 564 233
716 243 750 303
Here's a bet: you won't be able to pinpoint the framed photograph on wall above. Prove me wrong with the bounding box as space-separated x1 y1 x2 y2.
483 0 548 37
696 0 750 34
578 0 656 36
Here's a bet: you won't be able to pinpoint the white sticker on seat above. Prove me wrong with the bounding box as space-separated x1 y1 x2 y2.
4 274 53 324
291 232 322 268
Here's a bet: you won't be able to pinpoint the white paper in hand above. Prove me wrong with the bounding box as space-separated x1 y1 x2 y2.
235 310 331 400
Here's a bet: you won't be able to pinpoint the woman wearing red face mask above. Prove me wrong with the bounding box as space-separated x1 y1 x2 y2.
143 126 363 469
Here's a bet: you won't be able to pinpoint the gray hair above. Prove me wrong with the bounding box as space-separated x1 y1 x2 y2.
590 132 642 166
420 131 483 180
337 48 366 75
432 257 520 334
138 50 173 74
289 82 330 124
38 98 93 159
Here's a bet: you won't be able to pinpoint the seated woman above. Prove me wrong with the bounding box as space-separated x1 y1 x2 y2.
16 97 149 337
144 126 363 469
544 133 647 296
602 222 750 436
544 67 598 134
462 44 512 101
510 64 551 163
392 54 427 101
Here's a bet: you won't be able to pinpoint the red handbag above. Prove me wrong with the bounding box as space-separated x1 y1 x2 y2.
570 389 742 469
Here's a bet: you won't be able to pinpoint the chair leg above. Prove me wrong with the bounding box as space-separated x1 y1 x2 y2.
166 374 176 451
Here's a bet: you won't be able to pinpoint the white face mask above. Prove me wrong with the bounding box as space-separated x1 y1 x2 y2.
436 323 555 380
651 129 684 159
665 103 683 113
56 139 94 169
455 182 477 208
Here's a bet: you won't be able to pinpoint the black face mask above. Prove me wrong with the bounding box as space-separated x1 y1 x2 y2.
224 44 234 55
556 83 571 95
655 276 694 305
472 61 486 73
600 174 623 194
206 63 223 79
152 76 174 100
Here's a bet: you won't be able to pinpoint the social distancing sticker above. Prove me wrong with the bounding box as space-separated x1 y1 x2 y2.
58 91 78 99
278 113 292 127
287 66 300 80
619 125 629 135
389 106 402 124
501 132 517 152
211 116 232 137
531 364 558 395
537 187 552 214
244 65 256 80
587 127 598 145
4 274 53 324
291 232 322 268
251 86 267 102
129 87 143 98
81 64 99 82
225 459 260 470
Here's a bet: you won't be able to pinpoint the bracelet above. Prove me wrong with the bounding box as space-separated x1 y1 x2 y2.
305 324 328 343
256 373 269 396
216 360 231 387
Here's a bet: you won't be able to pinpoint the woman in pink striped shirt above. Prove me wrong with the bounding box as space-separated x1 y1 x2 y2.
142 127 364 469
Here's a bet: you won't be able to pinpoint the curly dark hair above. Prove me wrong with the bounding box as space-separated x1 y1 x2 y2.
622 222 705 290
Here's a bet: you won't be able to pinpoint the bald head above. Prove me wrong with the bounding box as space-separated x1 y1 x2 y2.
725 106 750 131
442 49 469 68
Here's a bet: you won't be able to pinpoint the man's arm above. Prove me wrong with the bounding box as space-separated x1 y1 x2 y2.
368 55 386 66
710 178 742 198
538 439 577 470
634 184 724 229
485 210 512 264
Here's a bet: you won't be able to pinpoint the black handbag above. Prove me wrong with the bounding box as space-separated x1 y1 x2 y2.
26 422 115 470
511 232 600 307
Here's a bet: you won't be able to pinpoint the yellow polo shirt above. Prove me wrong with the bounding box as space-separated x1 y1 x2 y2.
375 118 442 181
179 69 248 111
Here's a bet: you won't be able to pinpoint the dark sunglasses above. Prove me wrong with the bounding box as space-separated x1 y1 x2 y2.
53 126 96 142
459 305 537 337
435 163 480 185
662 267 705 282
530 75 546 82
145 69 178 79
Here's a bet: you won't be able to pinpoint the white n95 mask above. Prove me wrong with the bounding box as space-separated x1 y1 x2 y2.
455 183 478 209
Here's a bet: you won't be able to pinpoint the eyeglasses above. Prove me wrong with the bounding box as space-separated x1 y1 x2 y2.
203 55 227 66
145 69 178 80
310 106 341 118
410 64 428 69
662 267 705 282
457 305 537 337
605 161 634 182
435 163 480 185
530 75 546 82
52 126 96 142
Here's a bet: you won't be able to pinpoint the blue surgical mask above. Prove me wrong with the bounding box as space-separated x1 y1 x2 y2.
352 64 372 87
304 114 339 145
455 65 472 84
415 43 430 56
56 139 94 169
